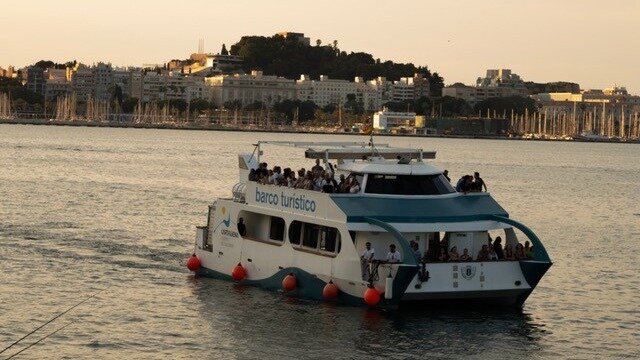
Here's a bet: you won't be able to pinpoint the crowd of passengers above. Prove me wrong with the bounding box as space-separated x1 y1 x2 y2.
248 159 360 193
361 235 534 267
424 235 535 262
444 170 488 193
249 159 489 195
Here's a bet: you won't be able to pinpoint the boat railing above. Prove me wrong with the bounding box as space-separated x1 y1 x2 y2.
232 182 247 203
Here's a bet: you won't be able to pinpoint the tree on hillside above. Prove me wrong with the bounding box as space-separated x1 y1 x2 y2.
221 44 229 56
228 34 437 84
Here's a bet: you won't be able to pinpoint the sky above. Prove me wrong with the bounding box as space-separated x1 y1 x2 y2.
1 0 639 93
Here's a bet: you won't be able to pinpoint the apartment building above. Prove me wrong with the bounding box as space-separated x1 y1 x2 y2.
443 69 529 105
131 71 208 102
206 70 296 107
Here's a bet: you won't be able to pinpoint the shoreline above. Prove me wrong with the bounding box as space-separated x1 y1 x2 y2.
1 118 638 144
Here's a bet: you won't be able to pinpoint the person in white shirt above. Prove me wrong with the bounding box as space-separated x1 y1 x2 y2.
386 244 402 263
360 242 375 280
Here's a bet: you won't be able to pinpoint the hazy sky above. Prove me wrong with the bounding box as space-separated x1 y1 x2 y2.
2 0 639 93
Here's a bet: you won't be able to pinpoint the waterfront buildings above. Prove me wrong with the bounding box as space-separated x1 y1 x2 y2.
372 109 418 129
27 67 45 94
131 71 209 102
531 86 640 124
205 71 296 107
442 69 529 105
296 75 379 110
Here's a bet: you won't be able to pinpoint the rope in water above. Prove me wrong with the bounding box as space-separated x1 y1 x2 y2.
4 322 75 360
0 289 104 356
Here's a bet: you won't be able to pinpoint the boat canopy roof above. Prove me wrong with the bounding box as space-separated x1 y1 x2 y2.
337 160 442 175
256 141 436 161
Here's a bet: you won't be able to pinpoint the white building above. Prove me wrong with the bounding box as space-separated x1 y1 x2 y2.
205 70 296 107
131 71 208 102
443 69 530 105
296 75 379 111
373 109 417 129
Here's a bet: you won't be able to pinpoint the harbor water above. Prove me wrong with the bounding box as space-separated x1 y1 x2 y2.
1 124 639 359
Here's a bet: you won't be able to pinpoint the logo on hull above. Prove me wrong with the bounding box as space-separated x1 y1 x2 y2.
460 265 476 280
213 206 235 234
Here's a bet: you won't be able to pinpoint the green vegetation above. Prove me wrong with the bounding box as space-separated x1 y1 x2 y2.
473 96 536 116
524 81 580 95
382 96 473 117
229 34 444 95
33 60 76 69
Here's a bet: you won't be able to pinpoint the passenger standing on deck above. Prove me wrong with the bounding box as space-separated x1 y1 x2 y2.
386 244 402 263
411 242 421 262
472 172 488 192
361 242 375 280
312 158 323 173
493 236 505 260
337 174 347 193
443 170 451 182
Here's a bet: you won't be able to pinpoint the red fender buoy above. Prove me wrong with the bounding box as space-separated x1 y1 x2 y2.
323 280 339 300
282 273 297 292
363 286 380 306
186 254 201 272
231 263 247 281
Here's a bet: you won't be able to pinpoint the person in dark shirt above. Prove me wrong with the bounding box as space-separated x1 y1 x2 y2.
472 172 487 192
455 175 473 193
443 169 451 182
493 236 504 260
311 158 323 173
237 218 246 236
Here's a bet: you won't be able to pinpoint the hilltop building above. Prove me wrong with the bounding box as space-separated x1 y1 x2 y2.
275 32 311 46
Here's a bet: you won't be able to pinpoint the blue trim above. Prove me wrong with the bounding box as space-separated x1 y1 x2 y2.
489 215 551 263
516 261 552 305
331 193 509 224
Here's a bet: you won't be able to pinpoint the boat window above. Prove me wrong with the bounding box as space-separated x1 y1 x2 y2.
365 174 455 195
269 217 285 241
288 220 341 255
320 227 341 253
237 210 285 246
289 221 301 245
302 224 320 248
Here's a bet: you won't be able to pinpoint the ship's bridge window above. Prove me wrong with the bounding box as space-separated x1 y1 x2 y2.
365 174 455 195
288 220 341 256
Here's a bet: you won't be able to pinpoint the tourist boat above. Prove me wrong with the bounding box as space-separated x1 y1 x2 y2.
187 141 552 307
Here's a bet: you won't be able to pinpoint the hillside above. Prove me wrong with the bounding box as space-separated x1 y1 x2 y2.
229 34 444 96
